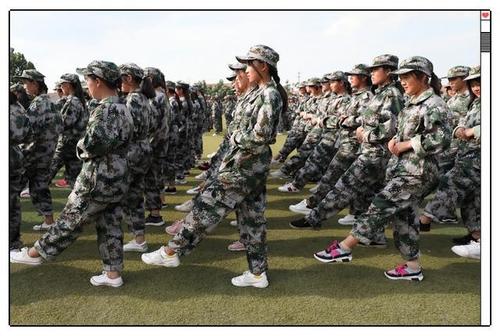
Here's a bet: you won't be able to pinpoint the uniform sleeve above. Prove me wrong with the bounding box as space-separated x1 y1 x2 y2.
410 105 451 157
325 96 351 129
77 106 119 159
233 89 281 150
363 92 403 144
10 106 33 145
60 98 80 131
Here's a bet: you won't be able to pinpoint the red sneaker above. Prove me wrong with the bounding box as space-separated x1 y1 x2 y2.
54 179 69 188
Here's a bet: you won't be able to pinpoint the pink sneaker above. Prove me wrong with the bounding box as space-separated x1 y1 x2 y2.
384 264 424 281
227 240 246 252
165 219 184 236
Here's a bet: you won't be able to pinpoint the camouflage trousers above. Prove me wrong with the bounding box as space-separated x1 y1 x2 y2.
351 173 438 260
277 124 307 160
49 140 82 187
194 126 204 158
307 148 359 208
213 113 223 133
168 178 269 274
123 142 151 237
306 153 388 232
21 163 54 216
10 173 24 250
423 159 480 233
162 136 178 186
292 130 339 189
34 190 125 272
280 128 323 177
205 136 230 184
175 130 189 176
144 156 166 211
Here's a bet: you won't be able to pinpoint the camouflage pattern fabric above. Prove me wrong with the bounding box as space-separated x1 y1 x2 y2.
20 93 63 216
276 95 310 160
212 98 223 133
34 95 134 272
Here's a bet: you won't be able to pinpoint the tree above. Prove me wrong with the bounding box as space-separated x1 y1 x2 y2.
10 48 36 84
205 79 233 98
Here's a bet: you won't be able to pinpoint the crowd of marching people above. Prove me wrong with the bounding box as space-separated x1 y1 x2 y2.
9 44 481 288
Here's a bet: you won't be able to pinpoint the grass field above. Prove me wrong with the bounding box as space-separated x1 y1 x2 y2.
9 133 481 325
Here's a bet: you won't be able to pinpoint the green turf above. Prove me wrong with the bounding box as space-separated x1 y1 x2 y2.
10 133 480 325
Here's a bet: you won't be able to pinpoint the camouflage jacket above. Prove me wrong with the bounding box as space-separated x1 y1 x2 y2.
227 87 257 136
169 95 182 139
388 88 451 177
75 95 134 203
447 90 471 127
10 102 32 175
212 99 223 117
125 91 153 169
455 97 480 168
323 92 351 129
149 89 171 156
55 96 67 112
337 88 374 152
303 95 322 132
179 97 192 134
360 82 404 156
87 98 100 112
20 94 63 168
58 95 88 147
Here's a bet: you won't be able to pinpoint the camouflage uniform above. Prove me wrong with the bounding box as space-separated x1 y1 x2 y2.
224 95 236 127
15 70 63 217
119 63 153 238
291 72 353 189
10 101 32 250
304 55 404 229
350 57 452 260
174 82 190 178
168 45 282 275
34 61 134 272
164 83 181 185
435 66 471 174
276 90 310 161
87 98 100 112
144 68 171 211
423 66 481 233
212 98 223 133
49 73 89 187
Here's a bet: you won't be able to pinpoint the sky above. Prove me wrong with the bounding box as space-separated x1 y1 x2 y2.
10 11 480 89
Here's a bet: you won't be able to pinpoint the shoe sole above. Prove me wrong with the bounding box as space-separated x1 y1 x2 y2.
10 258 42 266
124 248 148 252
174 208 192 212
145 222 165 227
186 191 200 195
313 253 352 263
90 278 123 287
451 248 480 259
231 280 268 288
289 206 312 215
228 248 247 252
289 223 315 230
33 226 53 231
338 221 355 226
384 272 424 282
164 191 177 195
141 255 180 267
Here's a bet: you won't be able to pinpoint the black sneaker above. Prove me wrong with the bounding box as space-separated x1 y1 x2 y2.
161 203 168 209
145 215 165 227
164 187 177 194
289 218 315 230
452 233 475 245
420 221 431 232
358 240 387 248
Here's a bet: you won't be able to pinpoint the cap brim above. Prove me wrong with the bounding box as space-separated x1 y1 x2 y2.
464 74 480 81
391 68 414 75
235 56 255 64
76 67 92 76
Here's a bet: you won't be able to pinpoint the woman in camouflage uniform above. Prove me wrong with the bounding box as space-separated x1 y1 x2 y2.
48 73 89 190
11 61 134 288
119 63 156 253
420 66 481 259
142 45 287 288
313 56 451 282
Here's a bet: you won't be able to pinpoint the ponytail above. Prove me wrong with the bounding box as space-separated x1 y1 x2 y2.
343 79 353 95
71 80 87 107
139 76 156 99
430 73 441 96
269 65 288 114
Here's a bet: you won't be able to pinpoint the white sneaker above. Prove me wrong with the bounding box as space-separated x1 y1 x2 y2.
165 220 184 235
231 271 269 288
278 182 300 193
195 171 207 181
289 199 312 215
269 170 289 179
229 220 238 227
10 247 43 265
33 222 55 231
123 239 148 252
228 240 246 252
9 249 20 259
141 247 180 267
175 200 194 212
338 214 356 226
20 188 30 198
207 151 217 159
309 185 319 193
175 178 187 185
451 240 480 260
90 271 124 287
186 186 201 195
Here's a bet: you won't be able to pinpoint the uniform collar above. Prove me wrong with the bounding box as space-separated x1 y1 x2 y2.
408 87 434 105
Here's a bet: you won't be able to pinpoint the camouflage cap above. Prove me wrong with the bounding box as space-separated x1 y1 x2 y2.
236 45 279 68
10 83 24 92
320 74 331 83
226 71 237 81
14 69 45 81
464 65 480 81
59 73 80 84
345 64 370 77
228 63 247 71
175 80 190 89
305 78 321 86
392 56 434 77
144 67 164 79
327 71 347 82
53 81 62 90
165 80 175 89
119 63 145 79
444 65 471 79
298 81 307 88
367 54 399 70
77 60 120 82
